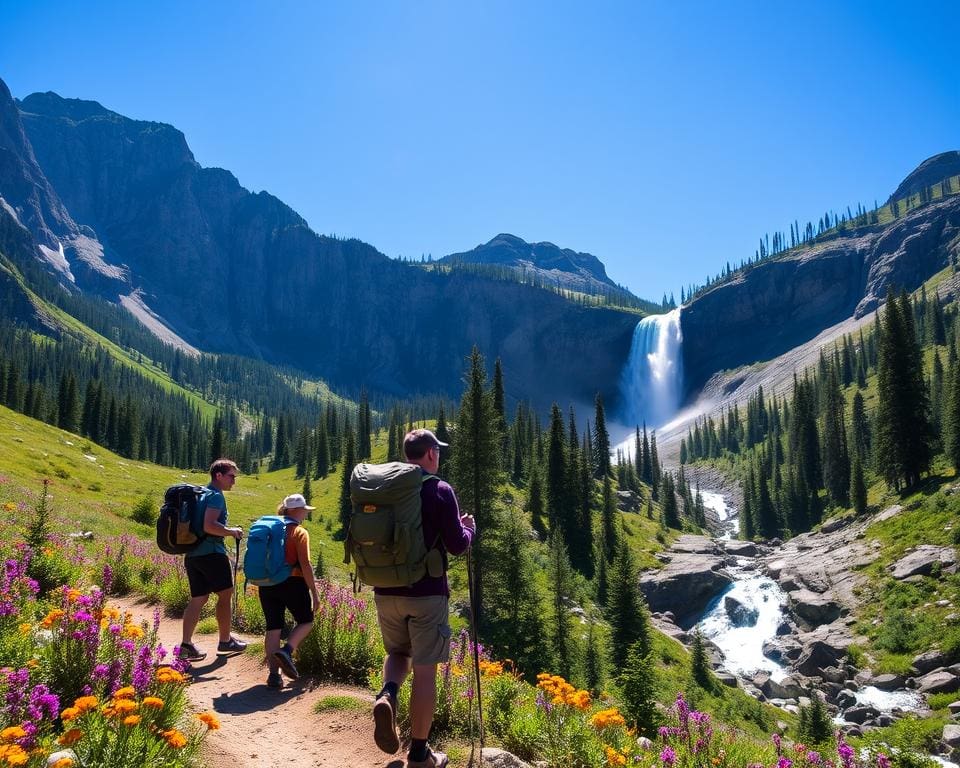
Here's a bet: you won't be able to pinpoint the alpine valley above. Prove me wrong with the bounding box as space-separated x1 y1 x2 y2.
5 73 960 768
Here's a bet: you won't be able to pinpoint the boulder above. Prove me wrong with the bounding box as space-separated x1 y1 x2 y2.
724 540 759 557
870 673 906 691
639 553 733 620
943 725 960 749
890 546 957 580
761 675 808 700
670 535 723 555
789 590 844 627
836 689 858 708
917 669 960 695
616 490 640 513
795 626 853 677
725 595 759 627
821 515 856 534
947 701 960 715
481 748 534 768
821 666 848 685
716 672 739 688
844 705 881 724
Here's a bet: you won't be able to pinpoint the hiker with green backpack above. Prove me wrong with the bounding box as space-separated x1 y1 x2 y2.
347 429 475 768
244 493 321 689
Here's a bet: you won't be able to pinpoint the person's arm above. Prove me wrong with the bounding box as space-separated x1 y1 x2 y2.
437 484 474 556
295 528 321 607
203 506 243 539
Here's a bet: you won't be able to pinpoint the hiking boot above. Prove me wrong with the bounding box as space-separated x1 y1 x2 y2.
372 692 399 754
274 647 299 679
216 636 248 656
406 746 448 768
178 642 206 662
266 671 283 689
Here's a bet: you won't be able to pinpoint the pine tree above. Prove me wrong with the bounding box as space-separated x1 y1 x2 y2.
600 475 619 563
485 506 549 678
689 628 717 691
606 544 651 670
450 347 501 629
209 415 225 466
337 428 355 539
584 618 605 694
593 394 611 477
875 291 934 490
435 403 452 478
850 454 867 515
618 641 658 734
301 472 313 514
547 530 576 678
546 403 569 532
527 464 547 538
821 369 850 508
314 418 330 478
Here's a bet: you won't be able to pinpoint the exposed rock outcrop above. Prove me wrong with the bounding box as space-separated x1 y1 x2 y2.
889 545 958 579
639 536 732 624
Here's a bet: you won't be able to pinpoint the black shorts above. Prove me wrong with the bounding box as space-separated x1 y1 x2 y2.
185 553 234 598
257 577 314 631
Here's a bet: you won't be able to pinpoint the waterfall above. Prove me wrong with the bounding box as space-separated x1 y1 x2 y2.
620 308 684 429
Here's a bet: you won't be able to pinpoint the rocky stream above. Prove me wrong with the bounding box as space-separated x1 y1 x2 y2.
635 492 960 760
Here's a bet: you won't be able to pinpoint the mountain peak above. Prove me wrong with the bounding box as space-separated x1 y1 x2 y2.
888 151 960 203
18 91 119 123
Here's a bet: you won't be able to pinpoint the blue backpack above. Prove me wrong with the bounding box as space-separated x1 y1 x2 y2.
243 516 299 587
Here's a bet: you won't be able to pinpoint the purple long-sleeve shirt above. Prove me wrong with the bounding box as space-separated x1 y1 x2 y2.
375 474 474 598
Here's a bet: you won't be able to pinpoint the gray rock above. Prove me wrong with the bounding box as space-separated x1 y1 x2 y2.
725 595 759 627
870 673 907 691
616 490 640 513
947 701 960 715
717 672 739 688
844 705 881 724
789 590 844 627
917 670 960 695
836 689 858 708
890 545 957 580
821 515 856 534
943 725 960 749
481 748 533 768
822 666 848 684
640 551 733 619
795 626 853 677
724 540 759 557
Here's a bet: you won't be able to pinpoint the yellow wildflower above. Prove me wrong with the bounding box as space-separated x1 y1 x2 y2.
605 746 627 767
122 623 144 640
17 624 30 636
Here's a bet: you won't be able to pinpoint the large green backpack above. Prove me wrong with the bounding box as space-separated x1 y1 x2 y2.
344 462 442 589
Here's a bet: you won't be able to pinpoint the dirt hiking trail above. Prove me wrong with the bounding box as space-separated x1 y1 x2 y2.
115 595 479 768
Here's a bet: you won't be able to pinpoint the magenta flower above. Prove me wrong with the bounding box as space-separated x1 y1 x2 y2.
660 746 677 766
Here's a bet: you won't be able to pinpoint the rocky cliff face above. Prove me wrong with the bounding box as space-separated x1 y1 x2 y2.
682 193 960 393
1 82 637 408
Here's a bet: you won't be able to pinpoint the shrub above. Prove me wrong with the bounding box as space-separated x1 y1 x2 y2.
296 579 381 684
875 609 917 653
130 494 154 526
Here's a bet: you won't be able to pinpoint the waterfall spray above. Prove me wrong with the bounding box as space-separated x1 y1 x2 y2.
620 308 684 429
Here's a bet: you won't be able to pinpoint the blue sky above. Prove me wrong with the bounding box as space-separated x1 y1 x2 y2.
2 1 958 303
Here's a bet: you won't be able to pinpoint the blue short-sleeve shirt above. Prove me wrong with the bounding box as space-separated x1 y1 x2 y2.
185 484 228 558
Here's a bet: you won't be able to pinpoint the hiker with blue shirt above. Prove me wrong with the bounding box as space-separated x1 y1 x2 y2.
256 493 321 689
179 458 247 662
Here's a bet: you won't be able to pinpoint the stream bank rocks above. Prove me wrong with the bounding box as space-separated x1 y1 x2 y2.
640 506 960 745
639 536 733 621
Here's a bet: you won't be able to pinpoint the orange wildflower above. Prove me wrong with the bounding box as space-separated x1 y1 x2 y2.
123 715 141 727
113 686 136 700
162 729 188 749
197 711 220 730
142 697 165 709
0 726 26 743
58 728 83 746
74 696 99 713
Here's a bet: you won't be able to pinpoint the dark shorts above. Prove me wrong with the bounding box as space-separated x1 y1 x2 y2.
184 552 234 598
257 577 314 631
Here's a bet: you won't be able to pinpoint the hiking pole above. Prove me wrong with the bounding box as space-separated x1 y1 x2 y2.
466 546 485 755
232 536 241 617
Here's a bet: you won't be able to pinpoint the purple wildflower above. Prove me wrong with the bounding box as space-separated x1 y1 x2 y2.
661 747 677 766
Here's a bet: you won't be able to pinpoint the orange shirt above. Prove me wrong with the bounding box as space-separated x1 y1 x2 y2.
284 524 310 578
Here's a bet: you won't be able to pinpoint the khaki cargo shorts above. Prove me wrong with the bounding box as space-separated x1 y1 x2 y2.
374 594 451 666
